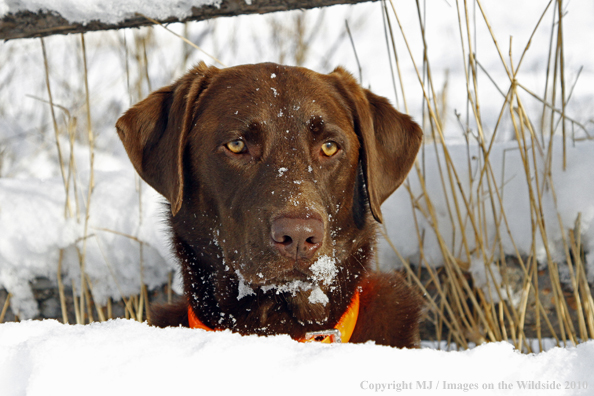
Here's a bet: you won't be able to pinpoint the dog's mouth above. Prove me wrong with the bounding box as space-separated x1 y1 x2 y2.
234 255 339 303
218 255 342 326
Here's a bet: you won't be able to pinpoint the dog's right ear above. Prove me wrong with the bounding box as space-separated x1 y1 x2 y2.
116 62 218 216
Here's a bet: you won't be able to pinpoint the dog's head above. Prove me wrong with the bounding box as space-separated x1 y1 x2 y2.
117 62 422 332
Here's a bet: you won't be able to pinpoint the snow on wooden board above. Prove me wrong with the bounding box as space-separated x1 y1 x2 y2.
0 0 374 39
0 319 592 396
0 0 222 24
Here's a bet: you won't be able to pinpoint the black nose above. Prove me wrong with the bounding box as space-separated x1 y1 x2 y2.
271 217 324 260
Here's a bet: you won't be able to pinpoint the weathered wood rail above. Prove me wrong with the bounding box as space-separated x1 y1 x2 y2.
0 0 375 40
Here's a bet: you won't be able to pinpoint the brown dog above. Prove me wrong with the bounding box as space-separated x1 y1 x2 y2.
116 62 423 347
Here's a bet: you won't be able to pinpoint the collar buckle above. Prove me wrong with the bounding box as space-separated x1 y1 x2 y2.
304 329 342 343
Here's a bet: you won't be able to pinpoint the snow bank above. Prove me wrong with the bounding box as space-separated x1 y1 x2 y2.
0 168 181 319
0 319 592 395
378 138 594 277
0 0 222 25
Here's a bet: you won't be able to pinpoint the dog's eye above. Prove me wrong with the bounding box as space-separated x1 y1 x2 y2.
226 140 246 154
321 141 339 157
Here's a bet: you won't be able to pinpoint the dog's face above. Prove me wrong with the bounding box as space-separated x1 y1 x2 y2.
180 65 361 283
117 63 422 333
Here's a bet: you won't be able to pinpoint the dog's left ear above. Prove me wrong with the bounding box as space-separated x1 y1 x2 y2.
330 67 423 223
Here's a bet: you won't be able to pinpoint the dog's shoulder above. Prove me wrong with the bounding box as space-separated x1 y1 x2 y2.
350 272 423 348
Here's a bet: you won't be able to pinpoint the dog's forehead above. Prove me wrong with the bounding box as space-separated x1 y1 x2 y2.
200 63 352 131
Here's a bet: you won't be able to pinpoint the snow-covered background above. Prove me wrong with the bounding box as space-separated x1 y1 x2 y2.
1 0 594 392
1 0 592 320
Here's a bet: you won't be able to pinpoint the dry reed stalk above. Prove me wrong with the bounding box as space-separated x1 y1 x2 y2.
123 31 133 106
141 35 152 93
66 114 81 221
539 2 557 146
25 95 81 218
0 293 11 323
71 281 81 324
518 84 588 133
40 38 72 218
567 228 588 340
84 274 95 323
573 217 594 338
107 298 113 319
139 14 226 67
509 88 569 344
70 33 102 325
137 242 146 322
344 20 362 84
556 0 567 170
414 0 443 130
85 274 106 322
380 0 400 110
57 249 69 324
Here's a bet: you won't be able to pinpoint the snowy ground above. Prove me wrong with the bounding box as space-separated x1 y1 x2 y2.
1 319 593 396
1 0 594 392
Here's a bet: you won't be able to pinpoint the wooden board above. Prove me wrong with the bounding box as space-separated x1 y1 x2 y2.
0 0 375 40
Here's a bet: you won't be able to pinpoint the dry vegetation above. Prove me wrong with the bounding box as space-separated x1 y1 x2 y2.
1 0 592 353
380 0 593 352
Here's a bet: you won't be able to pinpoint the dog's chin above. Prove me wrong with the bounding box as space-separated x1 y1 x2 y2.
230 265 336 325
284 289 332 325
245 279 333 325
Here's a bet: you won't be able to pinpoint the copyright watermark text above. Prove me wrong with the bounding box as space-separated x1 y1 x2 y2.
359 380 589 392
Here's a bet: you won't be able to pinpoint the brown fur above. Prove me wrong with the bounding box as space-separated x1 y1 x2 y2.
116 62 423 347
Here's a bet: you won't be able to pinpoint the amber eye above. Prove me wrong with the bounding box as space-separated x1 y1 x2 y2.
321 141 339 157
226 140 246 154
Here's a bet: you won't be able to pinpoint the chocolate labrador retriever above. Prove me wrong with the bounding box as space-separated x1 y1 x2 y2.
116 62 423 347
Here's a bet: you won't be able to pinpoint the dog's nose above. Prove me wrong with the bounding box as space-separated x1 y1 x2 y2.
271 217 324 260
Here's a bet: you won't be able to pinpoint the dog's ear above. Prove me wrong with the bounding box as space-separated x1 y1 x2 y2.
116 62 219 216
330 67 423 223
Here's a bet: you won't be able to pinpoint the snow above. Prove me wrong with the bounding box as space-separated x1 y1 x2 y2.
261 280 309 295
0 0 222 25
378 138 594 277
0 319 593 395
255 256 336 304
235 269 255 299
0 168 181 318
309 255 338 286
307 285 328 305
277 167 288 177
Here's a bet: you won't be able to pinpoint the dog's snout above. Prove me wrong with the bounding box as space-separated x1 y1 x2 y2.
271 217 324 260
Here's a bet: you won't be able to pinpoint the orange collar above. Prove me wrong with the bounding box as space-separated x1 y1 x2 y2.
188 290 360 343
